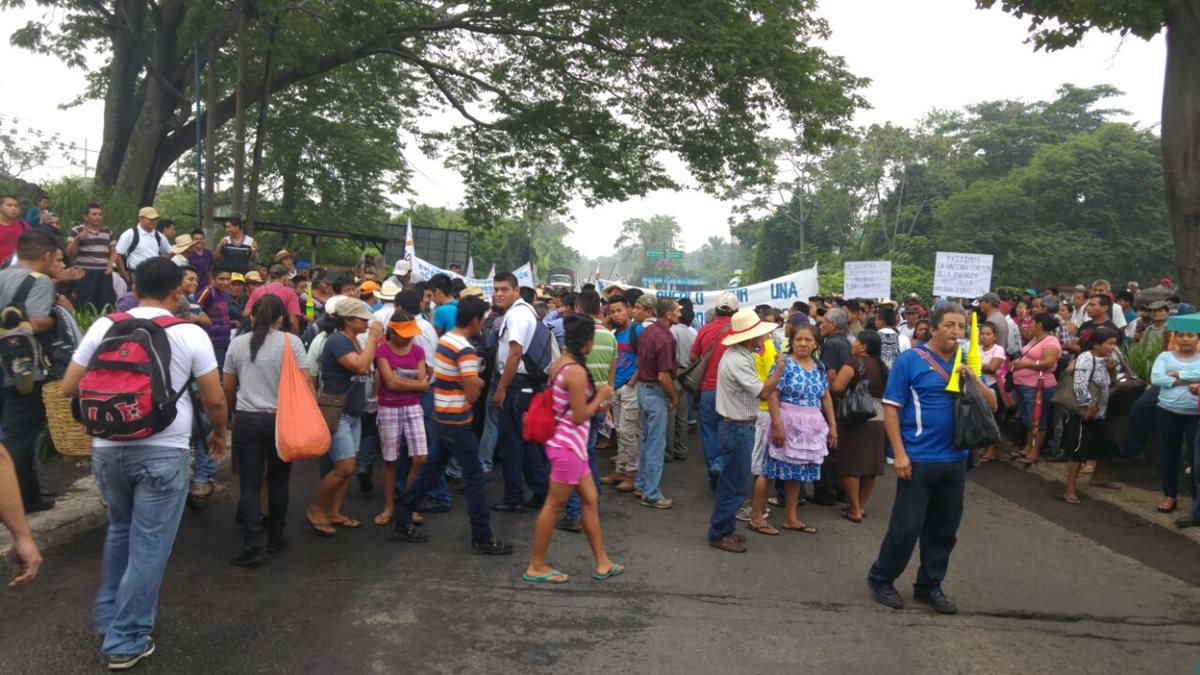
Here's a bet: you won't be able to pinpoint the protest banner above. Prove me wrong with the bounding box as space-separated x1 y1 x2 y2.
598 264 818 316
933 252 994 298
843 261 892 299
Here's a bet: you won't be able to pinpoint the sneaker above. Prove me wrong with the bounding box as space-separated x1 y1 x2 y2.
914 588 959 614
708 534 748 553
471 539 514 555
389 523 429 543
107 638 155 670
419 499 450 514
867 579 904 609
230 547 263 568
639 496 673 509
555 516 583 533
735 504 770 522
266 537 288 554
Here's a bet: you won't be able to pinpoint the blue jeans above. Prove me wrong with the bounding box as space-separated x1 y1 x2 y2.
356 411 381 474
868 460 966 593
709 419 754 540
190 409 216 486
477 380 502 474
392 423 493 544
699 390 723 474
565 411 604 521
419 390 451 506
500 376 549 506
636 383 669 501
1156 407 1199 500
91 444 190 656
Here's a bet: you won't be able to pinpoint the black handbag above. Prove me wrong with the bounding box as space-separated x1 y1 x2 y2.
837 358 875 427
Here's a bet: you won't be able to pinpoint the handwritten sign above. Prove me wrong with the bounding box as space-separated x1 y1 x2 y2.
933 252 993 298
843 261 892 299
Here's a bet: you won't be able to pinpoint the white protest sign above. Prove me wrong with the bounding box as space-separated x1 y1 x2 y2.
843 261 892 299
933 252 994 298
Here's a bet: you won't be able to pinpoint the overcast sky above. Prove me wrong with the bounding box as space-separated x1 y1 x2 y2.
0 0 1164 255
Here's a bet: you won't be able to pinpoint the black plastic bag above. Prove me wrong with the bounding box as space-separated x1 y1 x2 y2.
955 380 1000 450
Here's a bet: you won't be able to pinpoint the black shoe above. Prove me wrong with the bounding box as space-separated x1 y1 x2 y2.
524 496 546 510
389 523 429 543
25 498 55 513
267 537 288 554
556 516 583 533
489 502 524 513
357 471 374 496
106 638 155 670
230 547 263 568
867 579 904 609
914 588 959 614
672 454 687 461
39 486 57 498
1175 517 1200 529
419 499 451 513
471 539 514 555
186 494 208 512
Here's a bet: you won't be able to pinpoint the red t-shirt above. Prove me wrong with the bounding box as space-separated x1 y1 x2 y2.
691 315 732 392
0 220 28 263
245 282 301 317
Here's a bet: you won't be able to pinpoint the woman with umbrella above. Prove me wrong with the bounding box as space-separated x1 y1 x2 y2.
1010 314 1062 467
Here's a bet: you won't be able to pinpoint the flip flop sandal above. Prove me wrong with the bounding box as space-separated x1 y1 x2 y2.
331 517 362 529
523 570 569 584
747 522 780 536
373 512 393 526
592 563 625 581
782 524 818 534
306 516 336 537
1157 499 1178 513
1055 494 1081 505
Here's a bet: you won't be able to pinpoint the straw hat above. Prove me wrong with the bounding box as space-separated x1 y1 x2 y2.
459 285 484 299
245 271 264 283
374 279 402 302
721 308 778 346
274 249 294 263
170 234 195 255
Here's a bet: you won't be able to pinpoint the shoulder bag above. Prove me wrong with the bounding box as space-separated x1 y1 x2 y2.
677 323 731 399
1050 358 1100 417
837 357 875 427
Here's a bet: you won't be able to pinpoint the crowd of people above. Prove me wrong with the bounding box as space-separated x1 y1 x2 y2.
1 192 1199 669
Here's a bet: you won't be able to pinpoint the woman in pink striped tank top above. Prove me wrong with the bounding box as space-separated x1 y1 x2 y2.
524 315 623 584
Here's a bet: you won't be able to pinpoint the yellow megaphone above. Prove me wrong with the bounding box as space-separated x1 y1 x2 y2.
945 346 963 394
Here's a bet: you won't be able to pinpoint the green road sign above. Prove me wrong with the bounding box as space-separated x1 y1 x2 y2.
667 249 684 259
645 249 664 258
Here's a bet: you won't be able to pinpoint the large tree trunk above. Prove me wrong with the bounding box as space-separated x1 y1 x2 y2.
95 0 146 190
203 40 217 231
1164 2 1200 305
232 7 249 214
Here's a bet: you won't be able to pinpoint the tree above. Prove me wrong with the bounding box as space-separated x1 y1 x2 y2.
976 0 1199 301
6 0 865 218
614 215 683 283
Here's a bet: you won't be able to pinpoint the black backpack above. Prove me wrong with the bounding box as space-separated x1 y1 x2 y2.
123 227 164 270
0 274 47 393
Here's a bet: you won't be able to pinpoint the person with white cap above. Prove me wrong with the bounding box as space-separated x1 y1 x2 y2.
114 206 172 274
386 259 413 288
690 291 740 488
707 308 783 553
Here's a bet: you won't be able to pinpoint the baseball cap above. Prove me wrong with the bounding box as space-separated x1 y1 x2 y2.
979 292 1001 305
716 291 739 311
393 259 412 276
230 273 246 283
634 294 656 310
334 297 371 320
359 280 381 294
245 271 264 283
138 206 160 220
1148 300 1169 311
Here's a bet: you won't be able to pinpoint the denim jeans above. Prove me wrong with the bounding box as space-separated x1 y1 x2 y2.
3 383 46 508
356 411 381 474
477 380 502 474
636 383 669 501
1190 431 1200 521
565 411 604 521
1119 385 1159 458
500 376 549 506
419 390 452 506
868 460 966 593
708 419 753 540
392 422 493 544
699 390 723 474
190 409 217 486
1156 406 1199 499
91 444 190 656
232 412 292 548
666 382 690 459
74 268 116 312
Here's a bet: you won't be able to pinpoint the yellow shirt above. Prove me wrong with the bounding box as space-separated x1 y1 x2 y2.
754 338 779 411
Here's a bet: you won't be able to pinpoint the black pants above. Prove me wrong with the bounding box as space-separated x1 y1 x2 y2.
3 383 46 509
868 460 966 592
232 412 292 548
74 268 115 311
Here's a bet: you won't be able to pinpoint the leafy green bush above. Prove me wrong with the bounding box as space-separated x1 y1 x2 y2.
819 262 934 302
1125 333 1164 382
73 303 110 334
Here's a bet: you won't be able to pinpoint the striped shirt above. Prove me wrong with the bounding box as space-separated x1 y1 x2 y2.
67 224 115 270
546 363 593 461
716 344 763 421
433 332 480 425
586 318 616 384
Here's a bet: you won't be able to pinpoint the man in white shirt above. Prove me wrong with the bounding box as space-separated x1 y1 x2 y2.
490 272 549 511
62 257 227 670
114 206 171 277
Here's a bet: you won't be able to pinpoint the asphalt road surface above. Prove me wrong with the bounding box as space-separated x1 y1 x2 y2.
2 435 1199 674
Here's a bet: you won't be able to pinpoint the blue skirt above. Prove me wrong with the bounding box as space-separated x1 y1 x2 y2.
763 455 821 482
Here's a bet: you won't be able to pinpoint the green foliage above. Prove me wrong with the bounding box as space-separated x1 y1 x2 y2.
72 303 109 335
819 262 934 301
1125 332 1164 382
975 1 1165 51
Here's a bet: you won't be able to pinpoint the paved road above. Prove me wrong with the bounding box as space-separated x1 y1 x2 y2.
2 436 1199 674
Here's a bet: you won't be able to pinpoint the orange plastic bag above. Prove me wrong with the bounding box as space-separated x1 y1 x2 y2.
276 340 330 462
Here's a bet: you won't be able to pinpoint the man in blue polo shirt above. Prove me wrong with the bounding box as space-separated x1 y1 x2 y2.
599 296 643 492
867 302 996 615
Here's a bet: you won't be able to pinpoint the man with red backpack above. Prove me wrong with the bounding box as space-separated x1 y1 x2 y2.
62 257 228 670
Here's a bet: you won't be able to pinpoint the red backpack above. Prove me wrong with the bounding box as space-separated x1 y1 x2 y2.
71 313 191 441
522 387 557 443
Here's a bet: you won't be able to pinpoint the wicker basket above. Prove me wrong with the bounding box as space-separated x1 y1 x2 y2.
42 380 92 457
